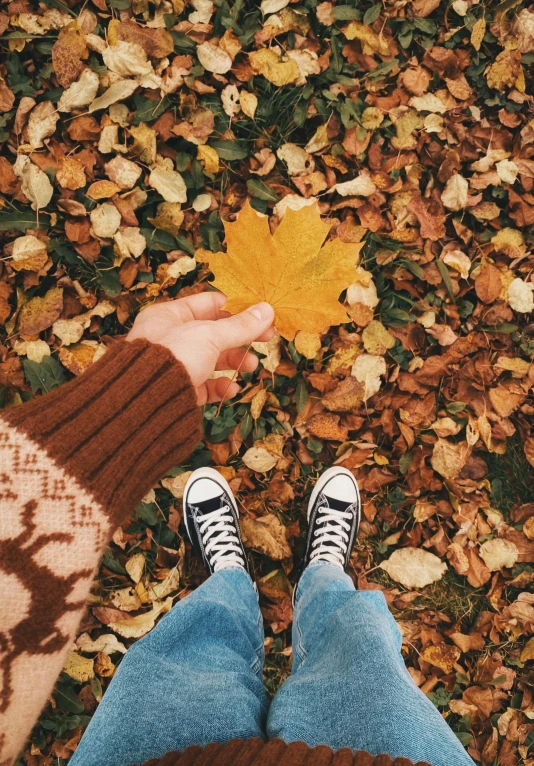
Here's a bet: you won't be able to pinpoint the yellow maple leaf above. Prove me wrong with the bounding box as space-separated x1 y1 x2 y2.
202 202 362 341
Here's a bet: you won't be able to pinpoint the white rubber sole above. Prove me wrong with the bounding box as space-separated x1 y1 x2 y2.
307 465 361 520
182 466 238 542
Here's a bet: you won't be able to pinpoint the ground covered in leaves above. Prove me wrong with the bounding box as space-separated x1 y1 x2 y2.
1 0 534 762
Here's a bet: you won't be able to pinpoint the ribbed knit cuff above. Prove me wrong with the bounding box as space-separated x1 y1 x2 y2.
138 739 427 766
3 339 202 526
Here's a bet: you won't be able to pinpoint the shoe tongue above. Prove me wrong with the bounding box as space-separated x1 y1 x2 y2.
323 494 350 512
195 494 224 514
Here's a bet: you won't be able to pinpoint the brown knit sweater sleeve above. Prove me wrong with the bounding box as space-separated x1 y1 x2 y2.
138 738 429 766
0 338 201 766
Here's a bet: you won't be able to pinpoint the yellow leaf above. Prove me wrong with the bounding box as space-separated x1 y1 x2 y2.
294 331 322 359
125 552 145 583
342 21 390 55
201 201 361 340
486 50 521 91
240 91 258 119
470 17 486 51
63 651 94 683
129 122 157 165
362 320 395 355
249 48 300 86
197 144 220 174
148 202 184 237
520 637 534 663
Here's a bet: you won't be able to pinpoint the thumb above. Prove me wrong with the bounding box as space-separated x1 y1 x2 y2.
210 302 275 351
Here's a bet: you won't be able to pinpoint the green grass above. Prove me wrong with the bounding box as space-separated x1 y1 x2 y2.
485 435 534 517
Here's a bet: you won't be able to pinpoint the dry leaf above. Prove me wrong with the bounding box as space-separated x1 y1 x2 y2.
431 438 469 480
88 79 139 113
27 101 59 149
240 513 292 559
108 597 173 638
294 331 322 359
52 23 87 87
76 632 127 655
18 287 63 337
249 48 300 86
11 235 48 272
197 42 232 73
58 68 99 112
63 651 94 683
362 320 395 355
507 278 534 314
441 174 468 211
148 159 187 203
242 446 278 472
421 643 461 673
380 548 447 588
479 539 519 571
202 202 361 341
351 354 386 401
13 155 53 211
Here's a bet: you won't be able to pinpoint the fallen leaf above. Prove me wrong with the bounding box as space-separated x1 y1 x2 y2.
108 597 173 638
76 632 127 655
380 548 447 588
148 159 187 203
240 513 292 559
351 353 386 401
421 643 461 673
479 539 519 571
13 155 53 211
18 287 63 338
63 651 94 683
242 446 278 472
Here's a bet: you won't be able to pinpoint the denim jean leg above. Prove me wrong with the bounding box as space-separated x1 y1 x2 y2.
267 562 475 766
70 568 267 766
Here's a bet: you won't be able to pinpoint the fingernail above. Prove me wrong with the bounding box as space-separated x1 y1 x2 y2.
249 302 274 321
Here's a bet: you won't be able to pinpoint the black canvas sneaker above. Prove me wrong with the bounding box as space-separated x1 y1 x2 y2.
183 467 250 575
303 466 361 570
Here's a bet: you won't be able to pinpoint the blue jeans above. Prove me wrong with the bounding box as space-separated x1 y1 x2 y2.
70 563 474 766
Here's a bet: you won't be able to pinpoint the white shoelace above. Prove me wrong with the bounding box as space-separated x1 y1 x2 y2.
310 505 353 568
197 504 245 572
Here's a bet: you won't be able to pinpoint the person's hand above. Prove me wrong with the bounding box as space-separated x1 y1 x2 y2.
127 292 275 405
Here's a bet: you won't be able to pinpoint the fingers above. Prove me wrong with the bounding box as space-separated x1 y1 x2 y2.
209 303 275 352
167 291 229 323
216 348 258 372
196 377 240 405
254 326 276 343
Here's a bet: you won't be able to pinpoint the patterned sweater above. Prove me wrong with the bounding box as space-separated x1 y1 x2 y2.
0 338 425 766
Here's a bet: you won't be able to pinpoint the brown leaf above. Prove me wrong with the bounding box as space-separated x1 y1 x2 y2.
475 264 502 304
322 377 365 412
240 513 292 560
420 643 461 673
52 23 88 87
18 287 63 338
115 19 174 58
0 80 15 112
307 413 349 441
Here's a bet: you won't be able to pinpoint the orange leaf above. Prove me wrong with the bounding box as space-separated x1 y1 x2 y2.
202 201 361 340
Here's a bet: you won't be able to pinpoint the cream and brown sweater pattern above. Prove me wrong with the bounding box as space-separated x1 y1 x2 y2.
0 338 425 766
